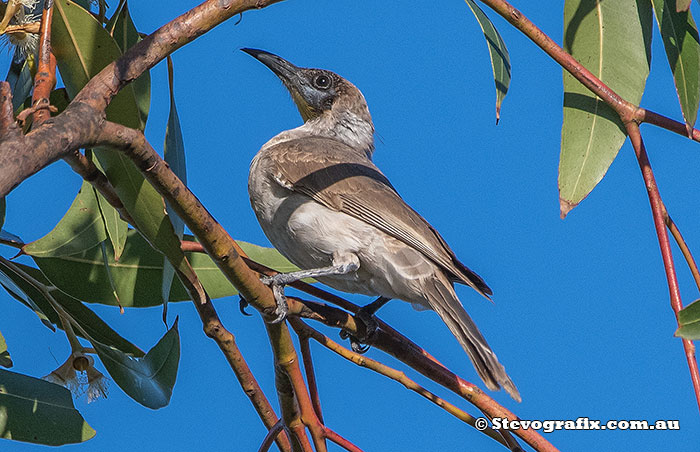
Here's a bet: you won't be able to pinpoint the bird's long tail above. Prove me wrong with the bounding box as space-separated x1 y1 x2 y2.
424 274 521 402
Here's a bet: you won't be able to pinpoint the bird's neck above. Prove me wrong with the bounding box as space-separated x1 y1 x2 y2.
264 110 375 158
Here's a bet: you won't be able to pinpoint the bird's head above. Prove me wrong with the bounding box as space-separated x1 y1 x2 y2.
242 48 373 130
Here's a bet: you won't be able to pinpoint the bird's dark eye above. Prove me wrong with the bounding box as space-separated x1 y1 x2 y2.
314 74 331 89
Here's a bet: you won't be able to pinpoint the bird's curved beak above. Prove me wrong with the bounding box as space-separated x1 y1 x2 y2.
241 48 319 121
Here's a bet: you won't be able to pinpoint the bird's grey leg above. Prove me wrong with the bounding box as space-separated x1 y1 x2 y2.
261 252 360 323
360 296 391 316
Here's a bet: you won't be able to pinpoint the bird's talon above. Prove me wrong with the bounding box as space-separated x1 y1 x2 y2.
350 339 370 354
239 296 253 316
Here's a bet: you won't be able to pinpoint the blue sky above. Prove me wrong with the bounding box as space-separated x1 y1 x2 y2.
2 1 699 450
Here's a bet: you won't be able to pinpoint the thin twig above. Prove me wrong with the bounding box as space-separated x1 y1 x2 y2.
257 419 286 452
265 321 328 452
32 0 56 125
290 318 514 449
323 427 365 452
299 336 324 424
663 210 700 293
625 121 700 411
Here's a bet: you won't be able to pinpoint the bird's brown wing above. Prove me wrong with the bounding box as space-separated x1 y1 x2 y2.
262 136 492 297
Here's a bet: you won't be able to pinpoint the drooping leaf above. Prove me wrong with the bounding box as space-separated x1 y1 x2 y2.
652 0 700 132
464 0 511 121
32 230 299 307
105 0 127 31
109 0 150 128
99 240 121 306
0 230 23 247
52 0 141 129
91 318 179 409
162 57 188 312
23 181 107 258
0 331 12 368
9 263 143 356
0 369 96 445
91 157 128 261
559 0 652 217
0 259 55 331
676 298 700 339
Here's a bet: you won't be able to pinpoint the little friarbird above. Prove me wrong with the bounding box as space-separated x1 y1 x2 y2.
243 48 519 401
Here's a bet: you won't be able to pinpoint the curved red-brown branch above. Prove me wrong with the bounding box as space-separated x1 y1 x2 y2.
479 0 700 414
0 0 286 196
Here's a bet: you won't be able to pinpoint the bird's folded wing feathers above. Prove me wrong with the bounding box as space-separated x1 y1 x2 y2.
263 137 491 296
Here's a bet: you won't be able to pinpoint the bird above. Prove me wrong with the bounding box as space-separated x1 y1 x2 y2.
242 48 520 401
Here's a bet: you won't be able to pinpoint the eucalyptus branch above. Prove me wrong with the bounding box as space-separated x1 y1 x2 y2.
266 322 326 452
625 121 700 410
63 149 136 226
0 0 287 196
479 0 700 141
289 317 516 450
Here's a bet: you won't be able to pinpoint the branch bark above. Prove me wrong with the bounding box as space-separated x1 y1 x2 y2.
0 0 285 196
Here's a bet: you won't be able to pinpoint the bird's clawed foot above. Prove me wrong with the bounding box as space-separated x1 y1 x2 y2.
339 297 389 353
260 275 289 323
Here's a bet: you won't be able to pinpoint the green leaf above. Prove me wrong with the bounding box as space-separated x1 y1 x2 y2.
464 0 511 121
0 261 143 356
652 0 700 132
0 369 96 445
109 0 151 128
162 58 188 310
91 156 128 261
32 230 299 307
105 0 127 31
0 260 55 331
1 262 143 356
23 181 107 258
92 318 179 409
52 0 141 130
238 240 302 274
0 331 12 368
559 0 652 217
676 298 700 339
52 0 192 302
